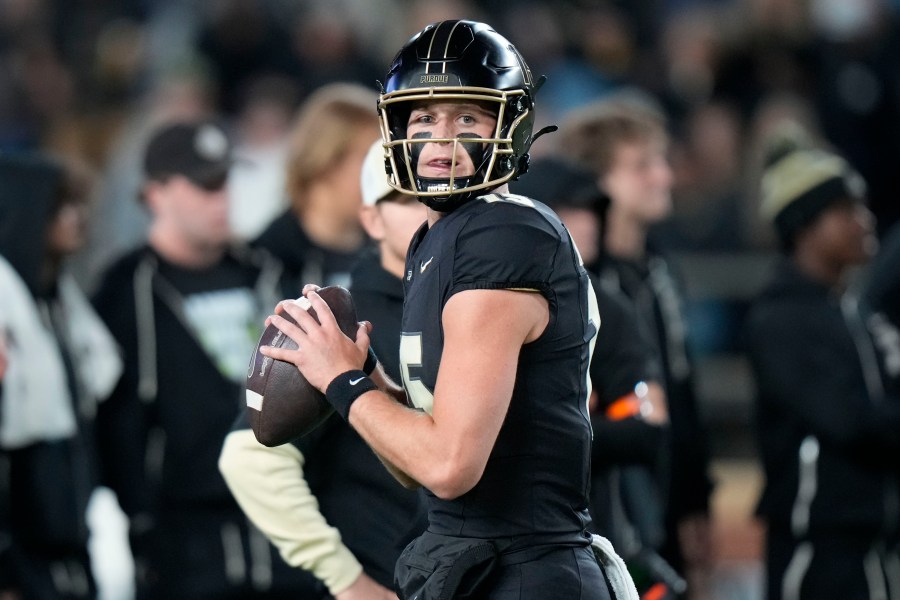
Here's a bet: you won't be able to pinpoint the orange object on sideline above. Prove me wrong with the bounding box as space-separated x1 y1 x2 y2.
641 583 669 600
605 393 641 421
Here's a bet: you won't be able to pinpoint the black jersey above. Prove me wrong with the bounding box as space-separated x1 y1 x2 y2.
400 193 600 542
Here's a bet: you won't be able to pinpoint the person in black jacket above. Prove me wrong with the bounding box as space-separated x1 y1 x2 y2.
514 157 686 597
0 155 121 600
864 220 900 399
219 141 427 599
746 124 900 600
92 120 310 599
558 94 715 597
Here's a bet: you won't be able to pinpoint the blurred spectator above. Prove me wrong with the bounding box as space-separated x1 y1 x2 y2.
285 3 384 95
863 219 900 411
0 30 75 151
91 120 309 599
806 0 900 235
74 62 219 292
251 82 380 296
500 3 616 131
195 0 299 115
220 141 428 600
406 0 487 34
0 153 122 599
227 75 301 240
652 4 730 125
863 220 900 427
557 93 715 599
740 92 823 250
0 0 147 154
711 0 813 123
746 123 900 600
865 219 900 344
514 157 683 597
578 5 641 84
658 100 747 251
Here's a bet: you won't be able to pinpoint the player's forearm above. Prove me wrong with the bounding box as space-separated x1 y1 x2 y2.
368 361 407 405
348 389 481 499
363 365 423 487
372 448 421 489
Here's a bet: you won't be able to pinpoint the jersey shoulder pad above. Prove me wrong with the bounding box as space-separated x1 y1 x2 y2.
451 197 563 291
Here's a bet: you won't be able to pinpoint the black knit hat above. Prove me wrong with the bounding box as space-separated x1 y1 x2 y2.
760 123 866 247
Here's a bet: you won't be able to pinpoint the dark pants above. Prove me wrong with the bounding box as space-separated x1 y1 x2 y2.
133 511 321 600
8 546 96 600
487 545 613 600
766 528 900 600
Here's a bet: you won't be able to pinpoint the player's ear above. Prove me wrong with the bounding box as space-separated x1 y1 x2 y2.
359 205 385 242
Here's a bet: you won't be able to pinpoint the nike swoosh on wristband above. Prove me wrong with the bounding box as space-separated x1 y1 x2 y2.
349 377 365 386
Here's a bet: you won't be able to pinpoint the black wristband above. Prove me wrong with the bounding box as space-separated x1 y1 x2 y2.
325 370 377 420
363 347 378 375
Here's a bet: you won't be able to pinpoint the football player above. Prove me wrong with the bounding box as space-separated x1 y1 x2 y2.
262 20 632 600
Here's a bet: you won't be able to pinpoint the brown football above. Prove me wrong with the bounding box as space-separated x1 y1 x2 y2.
245 286 360 446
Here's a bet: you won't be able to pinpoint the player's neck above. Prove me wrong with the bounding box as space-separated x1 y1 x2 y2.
426 208 443 227
426 184 510 227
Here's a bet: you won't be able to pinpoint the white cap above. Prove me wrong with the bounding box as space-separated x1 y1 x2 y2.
360 140 395 206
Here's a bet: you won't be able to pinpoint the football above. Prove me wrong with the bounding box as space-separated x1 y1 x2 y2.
246 286 360 447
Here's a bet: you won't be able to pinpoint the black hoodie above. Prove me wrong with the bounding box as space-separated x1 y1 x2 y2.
746 258 900 538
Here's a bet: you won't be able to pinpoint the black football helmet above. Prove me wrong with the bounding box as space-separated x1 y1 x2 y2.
378 20 542 212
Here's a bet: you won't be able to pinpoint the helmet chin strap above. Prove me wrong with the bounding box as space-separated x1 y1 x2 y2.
409 132 489 212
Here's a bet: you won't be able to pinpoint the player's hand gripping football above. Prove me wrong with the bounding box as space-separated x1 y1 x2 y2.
260 286 373 393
